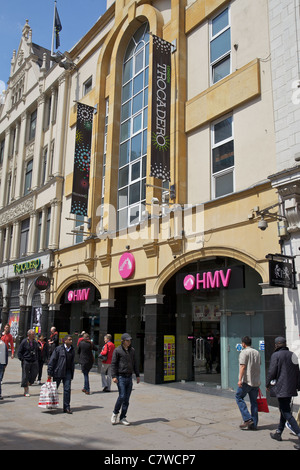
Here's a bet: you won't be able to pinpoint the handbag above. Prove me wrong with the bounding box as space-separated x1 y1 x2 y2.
38 381 59 409
257 388 269 413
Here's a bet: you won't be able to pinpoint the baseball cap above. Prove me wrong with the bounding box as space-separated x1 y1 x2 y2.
121 333 132 341
275 336 286 345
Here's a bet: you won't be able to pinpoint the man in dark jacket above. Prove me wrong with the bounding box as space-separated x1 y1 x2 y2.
78 333 98 394
111 333 140 426
48 335 75 414
18 329 39 397
266 336 300 449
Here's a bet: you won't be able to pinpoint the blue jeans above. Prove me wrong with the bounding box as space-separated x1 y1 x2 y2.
235 383 259 427
55 369 72 411
113 376 133 420
82 369 90 392
0 364 5 396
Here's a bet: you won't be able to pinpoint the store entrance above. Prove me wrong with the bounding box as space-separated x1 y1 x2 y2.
193 319 221 386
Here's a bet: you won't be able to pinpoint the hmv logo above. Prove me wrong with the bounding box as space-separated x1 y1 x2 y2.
67 288 90 302
183 269 232 291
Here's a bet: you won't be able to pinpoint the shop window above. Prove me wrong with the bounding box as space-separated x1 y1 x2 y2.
117 22 149 230
211 115 234 198
210 7 231 84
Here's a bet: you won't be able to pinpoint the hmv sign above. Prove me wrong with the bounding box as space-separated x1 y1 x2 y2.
176 265 245 294
65 285 95 303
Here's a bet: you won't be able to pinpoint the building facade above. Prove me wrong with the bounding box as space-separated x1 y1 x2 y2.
0 0 292 394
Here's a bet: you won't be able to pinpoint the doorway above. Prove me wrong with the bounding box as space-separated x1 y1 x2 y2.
193 319 221 386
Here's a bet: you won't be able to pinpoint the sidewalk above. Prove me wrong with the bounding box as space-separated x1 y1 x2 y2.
0 357 298 451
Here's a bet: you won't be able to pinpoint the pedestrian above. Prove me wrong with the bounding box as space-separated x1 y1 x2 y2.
111 333 140 426
99 334 115 392
78 333 98 394
37 334 49 384
235 336 261 430
17 329 39 397
0 338 8 400
48 326 59 356
266 336 300 449
1 323 15 359
47 334 75 414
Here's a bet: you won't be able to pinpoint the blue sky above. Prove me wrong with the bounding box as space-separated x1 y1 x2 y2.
0 0 107 92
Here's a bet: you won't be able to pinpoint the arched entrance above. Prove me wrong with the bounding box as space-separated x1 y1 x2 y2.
160 255 284 392
57 280 101 346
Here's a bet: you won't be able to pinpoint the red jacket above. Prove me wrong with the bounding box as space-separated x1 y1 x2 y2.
1 333 14 355
100 341 115 364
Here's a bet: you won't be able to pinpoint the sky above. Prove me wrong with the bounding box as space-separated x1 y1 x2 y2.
0 0 108 93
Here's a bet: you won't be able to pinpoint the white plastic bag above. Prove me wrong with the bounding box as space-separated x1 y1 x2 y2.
38 381 59 409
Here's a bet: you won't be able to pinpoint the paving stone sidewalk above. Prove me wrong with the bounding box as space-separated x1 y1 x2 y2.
0 357 299 452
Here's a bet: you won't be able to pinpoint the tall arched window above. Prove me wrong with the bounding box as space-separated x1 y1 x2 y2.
118 22 150 230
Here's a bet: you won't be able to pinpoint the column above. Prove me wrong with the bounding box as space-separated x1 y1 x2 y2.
0 129 11 208
48 198 61 250
51 73 69 177
143 294 165 384
39 206 48 251
11 221 21 261
31 94 46 190
14 112 27 200
27 211 38 255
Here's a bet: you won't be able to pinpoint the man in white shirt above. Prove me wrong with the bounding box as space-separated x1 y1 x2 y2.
235 336 261 430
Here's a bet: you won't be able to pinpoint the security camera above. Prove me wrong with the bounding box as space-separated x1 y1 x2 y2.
258 218 268 231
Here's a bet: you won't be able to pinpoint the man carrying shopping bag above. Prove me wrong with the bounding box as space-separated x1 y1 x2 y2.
47 335 75 414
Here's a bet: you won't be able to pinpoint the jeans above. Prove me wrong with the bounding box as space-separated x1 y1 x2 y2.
235 383 259 427
0 364 5 396
113 376 133 420
55 369 72 411
82 369 90 392
277 397 300 436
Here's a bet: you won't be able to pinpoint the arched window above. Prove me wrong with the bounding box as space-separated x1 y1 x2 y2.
118 22 150 230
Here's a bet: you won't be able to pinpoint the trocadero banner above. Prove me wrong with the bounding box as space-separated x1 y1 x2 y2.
150 35 171 181
70 102 94 216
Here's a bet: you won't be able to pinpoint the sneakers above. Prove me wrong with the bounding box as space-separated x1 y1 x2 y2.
111 413 130 426
285 421 297 435
120 418 130 426
270 431 282 441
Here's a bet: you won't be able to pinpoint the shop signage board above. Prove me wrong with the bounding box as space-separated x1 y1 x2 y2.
35 276 51 291
176 265 245 294
118 252 135 279
267 254 296 289
65 285 95 303
13 258 41 274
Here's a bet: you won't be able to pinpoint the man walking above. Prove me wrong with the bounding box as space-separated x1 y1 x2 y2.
266 336 300 449
235 336 261 430
48 334 75 414
18 329 39 397
111 333 140 425
100 334 115 392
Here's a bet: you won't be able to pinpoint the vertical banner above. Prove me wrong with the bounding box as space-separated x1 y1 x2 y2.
71 103 94 216
150 35 172 181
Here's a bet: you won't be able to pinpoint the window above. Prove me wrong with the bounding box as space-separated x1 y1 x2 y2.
41 146 48 185
100 99 109 217
24 160 33 195
45 206 51 248
83 77 93 95
29 109 37 141
210 8 231 84
0 139 4 164
19 218 30 257
117 22 149 230
211 115 234 198
36 211 42 252
74 214 84 244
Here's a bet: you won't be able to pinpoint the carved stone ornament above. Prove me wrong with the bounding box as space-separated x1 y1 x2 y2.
0 197 34 227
